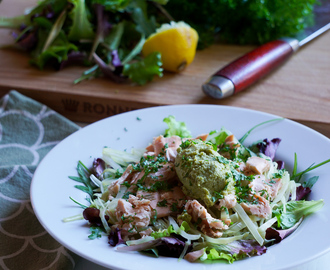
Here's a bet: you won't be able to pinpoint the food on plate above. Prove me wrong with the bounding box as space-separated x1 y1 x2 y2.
142 21 198 72
175 139 234 207
66 116 327 264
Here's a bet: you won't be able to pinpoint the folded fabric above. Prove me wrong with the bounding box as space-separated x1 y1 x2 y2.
0 90 80 270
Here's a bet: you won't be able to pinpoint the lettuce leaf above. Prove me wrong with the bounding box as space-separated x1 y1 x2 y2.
200 239 267 263
68 0 95 41
163 115 192 138
207 128 231 146
273 200 324 229
151 221 190 239
151 225 176 239
205 248 236 263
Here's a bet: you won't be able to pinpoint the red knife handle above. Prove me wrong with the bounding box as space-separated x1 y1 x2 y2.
202 38 299 99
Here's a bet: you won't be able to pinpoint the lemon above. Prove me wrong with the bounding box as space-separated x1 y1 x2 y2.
142 21 199 72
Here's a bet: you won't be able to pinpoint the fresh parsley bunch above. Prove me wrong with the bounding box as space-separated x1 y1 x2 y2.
165 0 317 48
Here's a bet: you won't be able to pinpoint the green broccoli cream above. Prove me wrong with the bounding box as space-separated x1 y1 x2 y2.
175 139 234 207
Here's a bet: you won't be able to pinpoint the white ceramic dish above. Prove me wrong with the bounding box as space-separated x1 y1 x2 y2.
31 105 330 270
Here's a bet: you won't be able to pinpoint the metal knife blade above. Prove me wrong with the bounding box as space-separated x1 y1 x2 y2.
202 0 330 99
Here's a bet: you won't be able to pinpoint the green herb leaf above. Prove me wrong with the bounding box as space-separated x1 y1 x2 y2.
239 118 283 144
42 9 67 52
302 176 319 189
292 158 330 181
127 0 157 37
123 51 163 85
88 226 104 239
69 161 96 199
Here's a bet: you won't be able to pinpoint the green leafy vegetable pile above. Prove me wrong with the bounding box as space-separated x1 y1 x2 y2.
165 0 318 48
0 0 169 85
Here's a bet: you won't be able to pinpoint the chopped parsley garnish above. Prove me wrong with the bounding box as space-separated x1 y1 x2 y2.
121 181 131 188
180 140 193 149
170 202 180 212
212 191 224 203
157 199 168 207
259 189 269 200
122 191 134 199
273 169 285 178
220 206 229 215
219 143 238 160
88 226 104 240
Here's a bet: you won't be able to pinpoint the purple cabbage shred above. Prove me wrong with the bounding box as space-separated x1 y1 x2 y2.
83 207 109 227
226 240 267 257
92 158 105 179
265 218 303 244
295 185 311 201
93 52 127 83
58 51 88 70
257 138 281 161
111 50 122 68
108 228 125 246
275 160 285 170
12 28 38 51
156 234 193 258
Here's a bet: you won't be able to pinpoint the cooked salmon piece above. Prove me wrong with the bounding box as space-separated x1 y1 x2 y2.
115 195 152 237
185 200 228 238
236 162 255 176
195 133 208 141
249 175 282 201
216 194 237 210
109 159 177 199
146 135 182 162
137 186 187 218
108 165 134 198
241 194 272 219
146 134 208 162
156 186 186 217
129 163 177 189
266 178 282 200
246 156 270 175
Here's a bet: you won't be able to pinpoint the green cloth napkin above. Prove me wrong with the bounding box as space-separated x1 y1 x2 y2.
0 90 80 270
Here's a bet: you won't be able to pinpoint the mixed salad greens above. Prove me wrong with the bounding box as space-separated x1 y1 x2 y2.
0 0 167 85
0 0 319 84
65 116 328 264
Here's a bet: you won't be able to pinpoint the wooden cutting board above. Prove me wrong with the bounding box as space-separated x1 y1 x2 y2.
0 0 330 137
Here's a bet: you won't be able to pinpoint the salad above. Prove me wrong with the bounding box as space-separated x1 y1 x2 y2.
66 116 326 264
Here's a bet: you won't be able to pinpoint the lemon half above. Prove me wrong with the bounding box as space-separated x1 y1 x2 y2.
142 21 199 72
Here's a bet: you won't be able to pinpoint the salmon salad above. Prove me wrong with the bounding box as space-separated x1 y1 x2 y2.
67 116 325 263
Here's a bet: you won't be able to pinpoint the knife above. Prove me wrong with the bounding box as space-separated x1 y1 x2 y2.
202 0 330 99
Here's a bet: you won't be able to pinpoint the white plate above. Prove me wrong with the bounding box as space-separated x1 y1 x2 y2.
31 105 330 270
